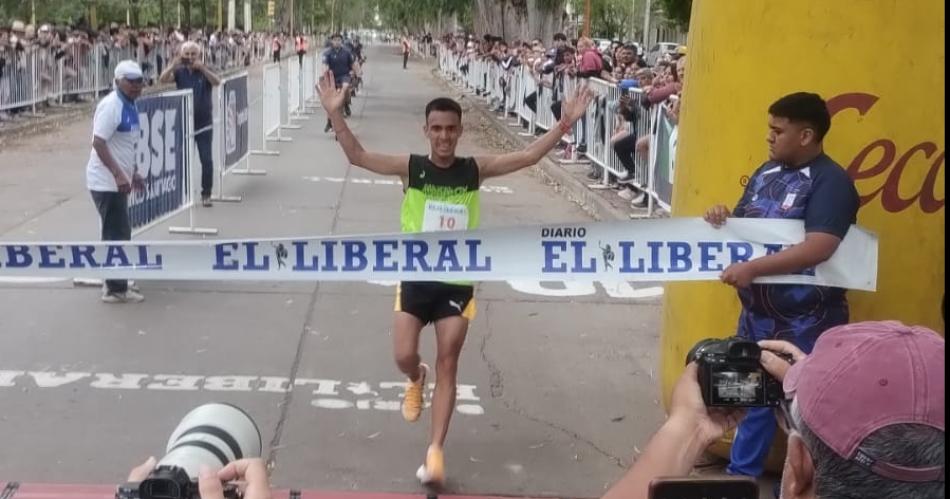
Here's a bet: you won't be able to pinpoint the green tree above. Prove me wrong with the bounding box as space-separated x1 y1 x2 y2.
378 0 469 33
656 0 690 29
589 0 632 40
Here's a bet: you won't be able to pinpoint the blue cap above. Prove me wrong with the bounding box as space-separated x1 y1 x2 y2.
619 79 638 90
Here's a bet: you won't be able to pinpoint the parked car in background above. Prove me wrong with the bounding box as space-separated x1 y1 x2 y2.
645 42 680 65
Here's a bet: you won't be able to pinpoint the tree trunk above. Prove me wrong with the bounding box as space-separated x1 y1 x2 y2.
130 0 140 27
473 0 566 43
180 0 192 28
275 0 292 33
199 0 208 29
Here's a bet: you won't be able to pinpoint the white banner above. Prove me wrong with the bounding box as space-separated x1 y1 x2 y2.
0 219 878 290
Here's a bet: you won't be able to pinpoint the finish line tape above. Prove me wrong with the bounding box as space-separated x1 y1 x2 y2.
0 218 877 290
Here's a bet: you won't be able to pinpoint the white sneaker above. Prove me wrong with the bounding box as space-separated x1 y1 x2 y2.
101 291 123 303
631 192 648 207
415 446 445 486
618 188 635 200
101 290 145 304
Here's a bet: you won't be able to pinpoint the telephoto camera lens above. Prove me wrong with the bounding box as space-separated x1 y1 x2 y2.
118 403 262 499
134 403 261 499
158 402 262 478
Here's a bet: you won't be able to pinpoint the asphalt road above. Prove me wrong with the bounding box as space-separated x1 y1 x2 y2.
0 44 666 498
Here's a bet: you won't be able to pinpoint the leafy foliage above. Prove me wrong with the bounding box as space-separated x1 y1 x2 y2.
589 0 633 40
656 0 690 29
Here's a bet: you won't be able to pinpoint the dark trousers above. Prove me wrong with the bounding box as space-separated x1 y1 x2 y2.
195 129 214 196
524 91 537 113
403 52 409 69
613 131 638 172
90 191 131 294
325 82 350 129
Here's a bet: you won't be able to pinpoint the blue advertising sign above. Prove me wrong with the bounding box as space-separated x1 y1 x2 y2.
223 74 250 169
128 92 189 230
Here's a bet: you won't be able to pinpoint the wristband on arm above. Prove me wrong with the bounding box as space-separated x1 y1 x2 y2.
558 120 572 135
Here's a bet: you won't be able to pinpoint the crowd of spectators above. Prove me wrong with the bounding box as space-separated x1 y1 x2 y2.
0 18 285 122
439 31 686 209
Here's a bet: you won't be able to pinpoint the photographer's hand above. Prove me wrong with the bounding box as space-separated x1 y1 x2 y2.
669 363 745 445
199 458 271 499
602 364 744 499
758 340 806 382
126 456 156 482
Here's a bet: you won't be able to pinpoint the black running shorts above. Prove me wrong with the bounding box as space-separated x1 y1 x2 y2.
395 281 476 324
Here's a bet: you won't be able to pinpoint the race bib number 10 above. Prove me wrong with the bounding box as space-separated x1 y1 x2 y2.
422 200 469 232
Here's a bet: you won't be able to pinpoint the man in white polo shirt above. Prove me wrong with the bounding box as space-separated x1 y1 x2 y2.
87 60 146 303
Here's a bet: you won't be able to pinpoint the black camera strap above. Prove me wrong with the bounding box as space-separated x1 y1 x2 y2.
1 482 19 499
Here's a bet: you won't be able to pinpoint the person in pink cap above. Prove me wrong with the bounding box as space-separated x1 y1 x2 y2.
602 320 945 499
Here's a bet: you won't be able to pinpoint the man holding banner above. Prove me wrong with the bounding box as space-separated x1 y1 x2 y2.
703 92 860 482
160 41 221 207
318 71 593 487
86 60 147 304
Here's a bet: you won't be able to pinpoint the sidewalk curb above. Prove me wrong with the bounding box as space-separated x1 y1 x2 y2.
429 67 628 222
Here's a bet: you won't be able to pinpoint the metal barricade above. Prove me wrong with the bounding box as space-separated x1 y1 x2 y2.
481 59 491 100
504 63 521 119
535 82 555 131
1 36 277 120
581 78 632 184
430 53 676 211
0 51 36 113
472 58 483 94
517 66 538 137
488 61 502 106
59 43 100 102
629 88 657 188
465 55 478 92
301 53 316 106
557 75 589 164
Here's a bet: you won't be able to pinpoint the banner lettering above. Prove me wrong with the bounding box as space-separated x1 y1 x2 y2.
0 219 878 290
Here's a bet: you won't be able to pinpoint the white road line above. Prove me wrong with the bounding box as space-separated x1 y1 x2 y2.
0 370 486 415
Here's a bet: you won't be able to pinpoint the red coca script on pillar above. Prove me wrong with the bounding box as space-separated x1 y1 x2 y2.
827 93 945 214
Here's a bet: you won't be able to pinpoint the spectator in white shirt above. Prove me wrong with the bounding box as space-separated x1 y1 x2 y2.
86 60 146 303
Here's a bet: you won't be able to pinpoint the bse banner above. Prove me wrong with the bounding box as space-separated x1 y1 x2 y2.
223 73 249 169
652 102 676 210
0 219 878 290
129 91 189 230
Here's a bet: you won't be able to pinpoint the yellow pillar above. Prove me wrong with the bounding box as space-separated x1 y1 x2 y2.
661 0 945 470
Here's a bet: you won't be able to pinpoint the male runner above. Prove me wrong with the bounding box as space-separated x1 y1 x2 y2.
317 70 592 486
401 35 411 69
345 35 365 96
322 33 359 132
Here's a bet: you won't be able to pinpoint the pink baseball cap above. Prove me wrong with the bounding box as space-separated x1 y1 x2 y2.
784 320 945 482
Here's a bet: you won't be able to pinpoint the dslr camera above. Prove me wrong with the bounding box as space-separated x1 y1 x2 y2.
686 337 788 407
116 403 262 499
